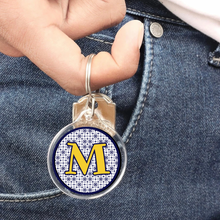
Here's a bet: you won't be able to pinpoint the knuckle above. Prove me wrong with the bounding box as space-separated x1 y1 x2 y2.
116 4 126 22
64 83 84 96
62 71 85 96
120 63 138 80
0 41 23 57
93 0 126 28
108 4 126 26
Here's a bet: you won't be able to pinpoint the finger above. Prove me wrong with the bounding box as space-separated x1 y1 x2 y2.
61 0 126 39
15 20 144 96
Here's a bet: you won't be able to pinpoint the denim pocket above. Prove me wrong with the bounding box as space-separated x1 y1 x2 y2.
0 14 144 202
0 54 69 202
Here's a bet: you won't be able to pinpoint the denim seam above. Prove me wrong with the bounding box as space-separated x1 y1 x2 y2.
125 33 154 144
127 7 186 25
0 192 63 203
85 36 113 45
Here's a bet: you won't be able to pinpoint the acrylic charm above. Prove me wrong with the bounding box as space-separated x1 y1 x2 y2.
47 54 127 199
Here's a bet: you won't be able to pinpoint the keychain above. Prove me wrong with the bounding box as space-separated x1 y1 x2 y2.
47 54 127 199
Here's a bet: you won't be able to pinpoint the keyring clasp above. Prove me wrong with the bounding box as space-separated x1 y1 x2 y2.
85 54 95 96
85 54 96 117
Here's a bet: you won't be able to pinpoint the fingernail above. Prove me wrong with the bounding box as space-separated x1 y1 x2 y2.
138 22 144 49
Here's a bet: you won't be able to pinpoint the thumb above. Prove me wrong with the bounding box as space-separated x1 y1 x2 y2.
91 20 144 91
18 20 144 95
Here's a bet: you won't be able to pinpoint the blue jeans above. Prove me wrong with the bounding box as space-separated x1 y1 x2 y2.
0 0 220 219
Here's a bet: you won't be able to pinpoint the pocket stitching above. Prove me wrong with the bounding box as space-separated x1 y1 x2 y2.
85 36 113 45
123 20 154 144
127 7 186 25
0 192 63 203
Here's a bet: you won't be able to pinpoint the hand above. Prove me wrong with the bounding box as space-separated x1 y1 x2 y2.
0 0 144 95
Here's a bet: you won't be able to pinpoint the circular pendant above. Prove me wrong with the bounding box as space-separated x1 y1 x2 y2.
47 123 127 199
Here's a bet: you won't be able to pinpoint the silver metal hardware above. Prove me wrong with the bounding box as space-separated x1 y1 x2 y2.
150 22 163 38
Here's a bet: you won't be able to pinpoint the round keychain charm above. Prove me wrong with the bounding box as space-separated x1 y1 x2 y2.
47 54 127 199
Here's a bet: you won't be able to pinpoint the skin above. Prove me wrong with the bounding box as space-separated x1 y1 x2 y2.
0 0 144 95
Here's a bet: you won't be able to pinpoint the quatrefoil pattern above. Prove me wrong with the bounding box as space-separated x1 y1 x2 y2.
54 127 120 194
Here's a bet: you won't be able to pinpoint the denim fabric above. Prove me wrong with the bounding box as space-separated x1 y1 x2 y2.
0 0 220 219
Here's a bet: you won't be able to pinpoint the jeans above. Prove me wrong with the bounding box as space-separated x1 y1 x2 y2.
0 0 220 219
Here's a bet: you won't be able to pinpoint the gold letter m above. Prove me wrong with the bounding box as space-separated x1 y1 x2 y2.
65 143 110 175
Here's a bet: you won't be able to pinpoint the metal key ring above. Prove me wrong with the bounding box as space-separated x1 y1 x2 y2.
85 54 96 96
85 54 96 116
